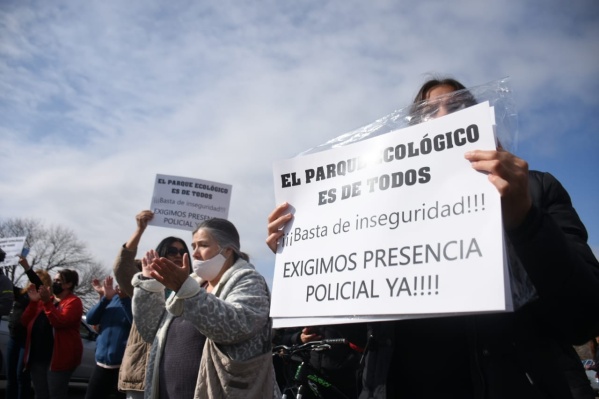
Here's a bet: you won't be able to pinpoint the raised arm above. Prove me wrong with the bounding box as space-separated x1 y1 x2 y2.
114 210 153 297
18 256 43 289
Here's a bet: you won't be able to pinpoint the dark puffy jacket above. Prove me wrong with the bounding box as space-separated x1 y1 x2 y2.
359 171 599 399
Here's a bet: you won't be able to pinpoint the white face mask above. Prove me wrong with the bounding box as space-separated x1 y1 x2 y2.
192 251 227 281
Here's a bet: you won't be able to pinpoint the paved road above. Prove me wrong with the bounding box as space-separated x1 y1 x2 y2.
0 381 88 398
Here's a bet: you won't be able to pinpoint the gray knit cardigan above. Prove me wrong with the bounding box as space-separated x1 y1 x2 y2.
132 259 277 399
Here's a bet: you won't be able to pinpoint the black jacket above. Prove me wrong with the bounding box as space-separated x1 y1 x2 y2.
359 171 599 399
7 268 43 343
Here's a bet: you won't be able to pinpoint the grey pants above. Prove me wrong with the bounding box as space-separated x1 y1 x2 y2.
29 360 74 399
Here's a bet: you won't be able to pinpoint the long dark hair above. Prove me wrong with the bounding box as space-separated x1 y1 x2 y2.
155 237 191 270
412 78 468 103
409 77 477 125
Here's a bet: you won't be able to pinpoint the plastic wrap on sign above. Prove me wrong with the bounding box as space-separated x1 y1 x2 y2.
293 77 535 313
300 77 518 156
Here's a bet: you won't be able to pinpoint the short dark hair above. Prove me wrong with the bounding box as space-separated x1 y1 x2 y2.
59 269 79 288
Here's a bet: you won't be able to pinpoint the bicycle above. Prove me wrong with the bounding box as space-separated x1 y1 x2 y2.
273 338 364 399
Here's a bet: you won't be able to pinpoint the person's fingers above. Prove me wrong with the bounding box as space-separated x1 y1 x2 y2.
465 149 531 229
266 231 285 253
150 257 175 277
149 270 164 282
182 253 190 272
266 204 293 253
136 210 154 228
464 149 498 161
267 202 289 222
143 249 157 266
267 209 293 234
300 333 321 343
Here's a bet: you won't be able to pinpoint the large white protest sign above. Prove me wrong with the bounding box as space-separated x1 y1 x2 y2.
149 174 232 231
271 103 506 326
0 236 27 266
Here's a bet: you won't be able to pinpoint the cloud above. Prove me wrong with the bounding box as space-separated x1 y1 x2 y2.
1 0 598 288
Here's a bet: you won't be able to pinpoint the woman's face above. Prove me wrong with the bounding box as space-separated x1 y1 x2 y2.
425 84 457 118
165 241 186 266
191 229 221 261
54 274 72 291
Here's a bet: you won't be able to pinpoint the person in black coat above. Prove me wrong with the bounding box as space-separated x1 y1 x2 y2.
267 77 599 399
5 256 49 399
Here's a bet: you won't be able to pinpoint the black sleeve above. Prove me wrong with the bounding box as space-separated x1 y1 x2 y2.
273 327 302 346
25 268 43 289
508 172 599 344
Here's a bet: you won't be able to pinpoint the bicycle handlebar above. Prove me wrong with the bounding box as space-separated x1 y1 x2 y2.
320 338 348 345
273 338 363 359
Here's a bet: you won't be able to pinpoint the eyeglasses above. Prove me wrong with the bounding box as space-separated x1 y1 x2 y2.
166 247 186 257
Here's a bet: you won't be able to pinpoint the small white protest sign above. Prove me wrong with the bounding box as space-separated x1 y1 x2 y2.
149 174 232 231
270 102 505 325
0 236 27 266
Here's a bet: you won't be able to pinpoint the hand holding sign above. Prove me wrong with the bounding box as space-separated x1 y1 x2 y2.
136 210 154 231
270 102 506 326
465 148 532 230
18 255 31 271
266 202 294 253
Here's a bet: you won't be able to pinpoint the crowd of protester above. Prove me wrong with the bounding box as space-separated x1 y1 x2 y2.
0 75 598 399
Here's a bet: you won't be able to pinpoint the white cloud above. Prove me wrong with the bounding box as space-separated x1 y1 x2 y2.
1 0 598 287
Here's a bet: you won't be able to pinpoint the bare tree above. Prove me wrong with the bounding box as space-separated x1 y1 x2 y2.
0 217 109 311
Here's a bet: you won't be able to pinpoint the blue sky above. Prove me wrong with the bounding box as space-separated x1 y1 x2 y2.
1 0 598 287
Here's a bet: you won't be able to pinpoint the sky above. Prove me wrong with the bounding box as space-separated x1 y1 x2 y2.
1 0 598 288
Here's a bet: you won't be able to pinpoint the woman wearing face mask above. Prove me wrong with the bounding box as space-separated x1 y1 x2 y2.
133 218 278 399
21 269 83 399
